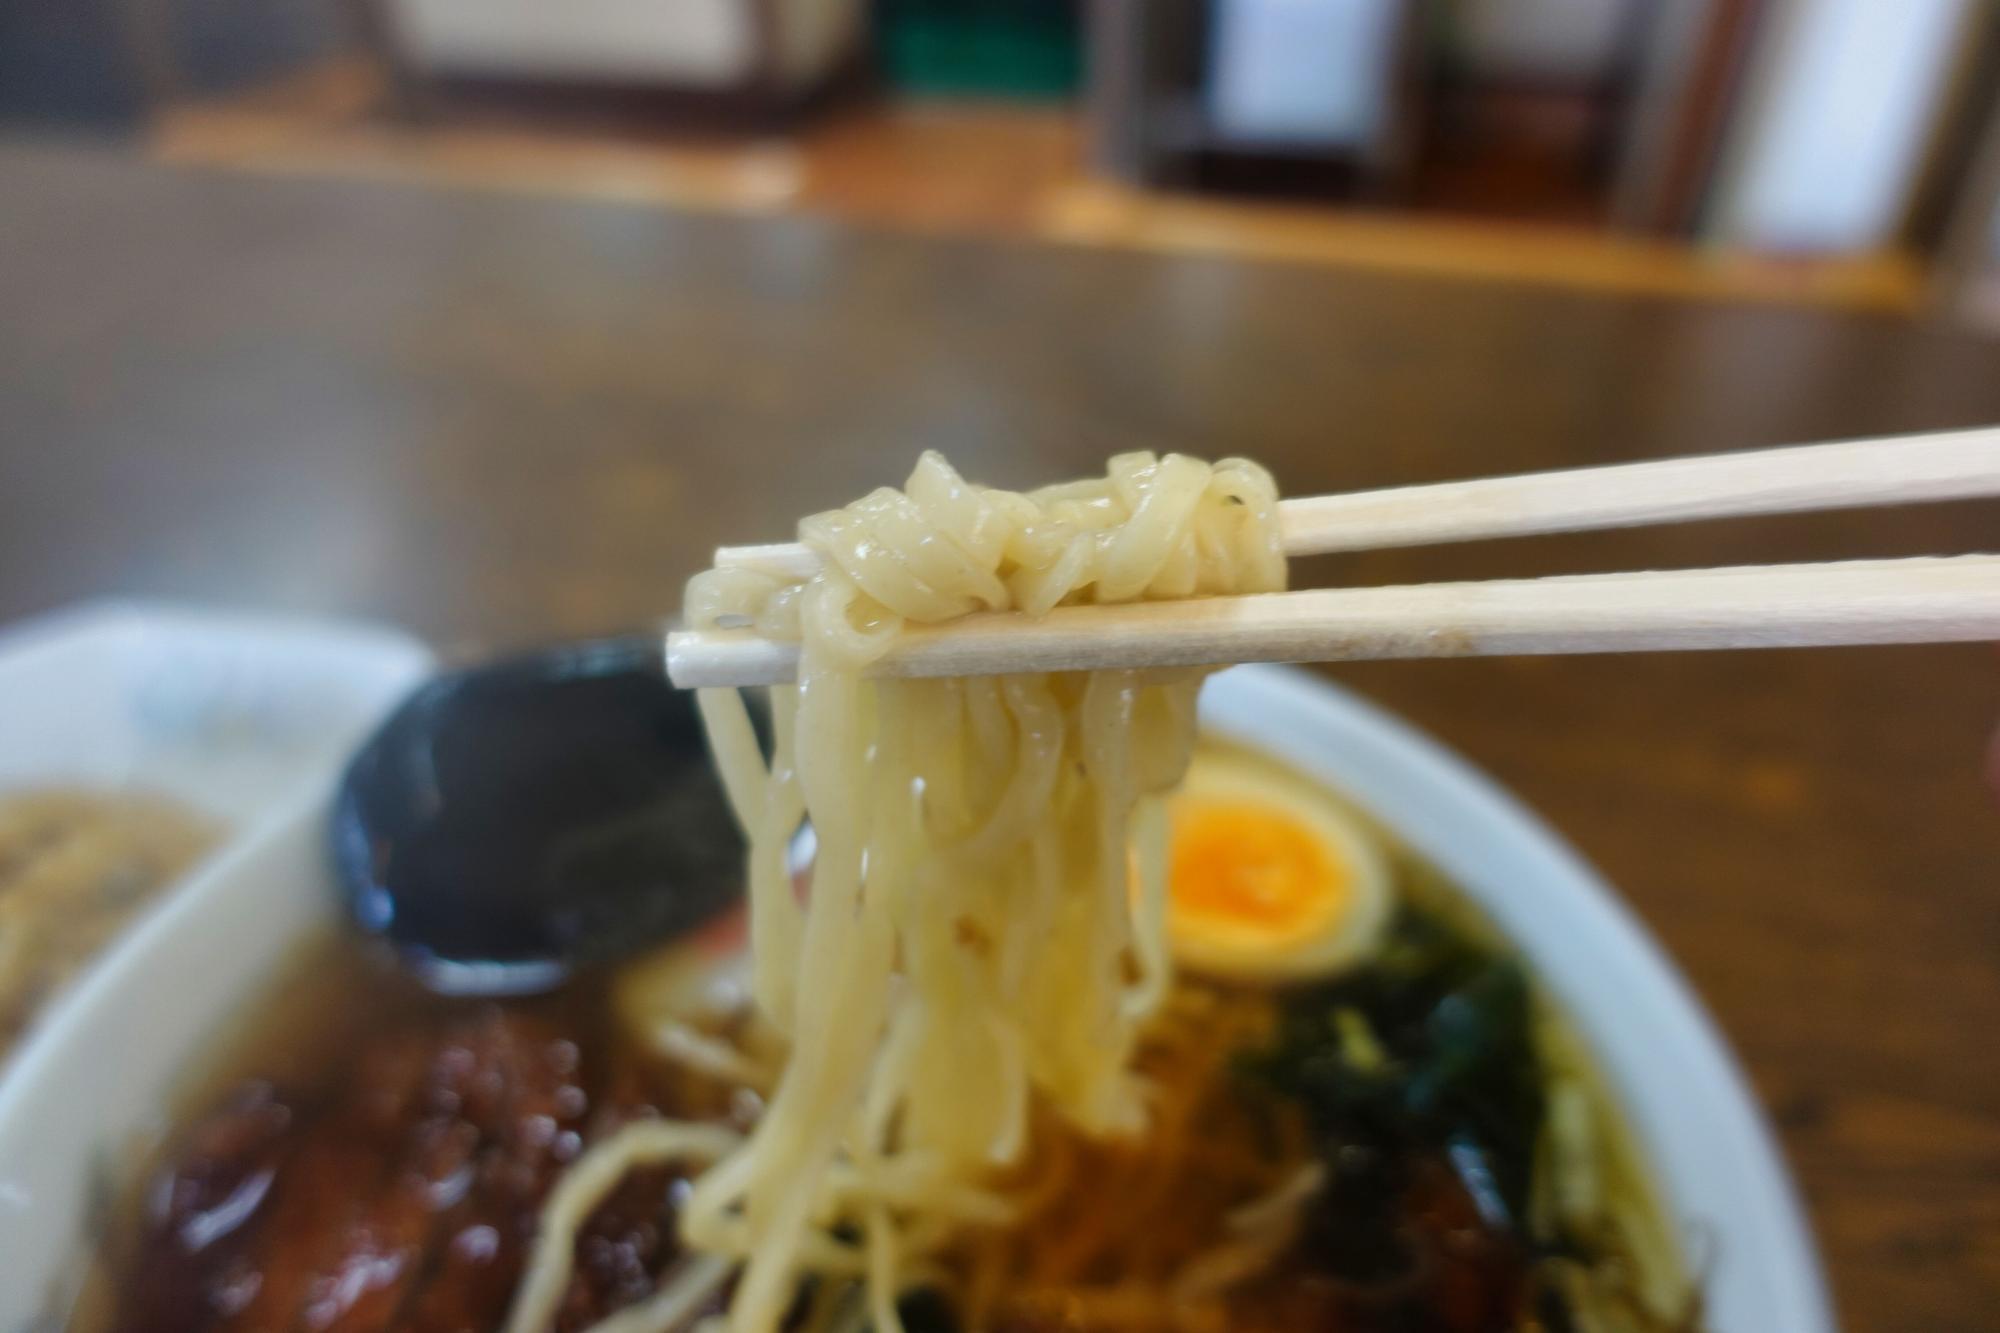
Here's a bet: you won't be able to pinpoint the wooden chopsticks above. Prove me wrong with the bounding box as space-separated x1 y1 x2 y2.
710 427 2000 580
667 428 2000 687
669 557 2000 687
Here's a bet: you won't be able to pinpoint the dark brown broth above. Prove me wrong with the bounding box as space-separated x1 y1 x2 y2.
68 832 1689 1333
73 931 733 1333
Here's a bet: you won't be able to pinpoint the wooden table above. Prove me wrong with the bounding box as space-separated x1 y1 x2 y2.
4 140 1998 1330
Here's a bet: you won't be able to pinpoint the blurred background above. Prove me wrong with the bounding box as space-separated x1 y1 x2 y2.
4 0 1999 330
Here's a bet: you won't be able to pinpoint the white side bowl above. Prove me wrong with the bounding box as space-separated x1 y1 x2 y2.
0 601 433 825
0 664 1833 1332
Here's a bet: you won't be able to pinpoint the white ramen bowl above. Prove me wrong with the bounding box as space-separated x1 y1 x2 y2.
0 664 1834 1332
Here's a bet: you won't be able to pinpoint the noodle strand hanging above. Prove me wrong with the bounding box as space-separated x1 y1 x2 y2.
522 450 1285 1333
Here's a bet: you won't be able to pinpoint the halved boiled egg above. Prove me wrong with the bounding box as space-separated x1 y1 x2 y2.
1163 747 1394 982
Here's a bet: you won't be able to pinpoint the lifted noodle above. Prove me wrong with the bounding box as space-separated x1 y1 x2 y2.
572 451 1286 1333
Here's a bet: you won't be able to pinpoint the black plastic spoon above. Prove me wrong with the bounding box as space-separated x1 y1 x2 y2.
332 634 752 995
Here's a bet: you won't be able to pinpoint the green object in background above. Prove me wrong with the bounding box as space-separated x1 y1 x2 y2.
876 0 1082 99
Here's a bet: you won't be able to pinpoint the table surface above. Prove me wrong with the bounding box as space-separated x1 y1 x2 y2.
4 140 1998 1331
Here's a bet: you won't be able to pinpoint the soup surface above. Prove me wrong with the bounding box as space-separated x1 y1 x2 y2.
75 751 1693 1333
80 933 751 1333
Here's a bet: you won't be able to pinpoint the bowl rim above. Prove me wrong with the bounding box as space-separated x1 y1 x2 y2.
0 661 1834 1332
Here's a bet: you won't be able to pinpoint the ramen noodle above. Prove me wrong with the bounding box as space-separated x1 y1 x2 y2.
0 789 214 1055
513 451 1284 1333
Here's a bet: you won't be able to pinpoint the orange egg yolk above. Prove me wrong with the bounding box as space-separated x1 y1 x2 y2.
1169 800 1350 944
